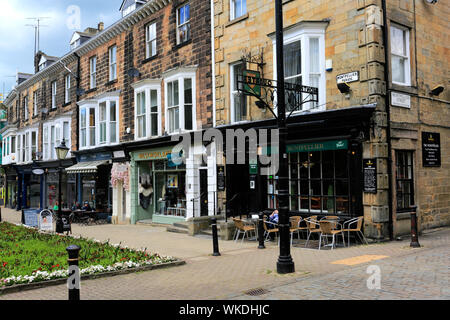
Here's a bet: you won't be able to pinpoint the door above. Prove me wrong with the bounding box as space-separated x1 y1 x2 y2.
200 169 208 216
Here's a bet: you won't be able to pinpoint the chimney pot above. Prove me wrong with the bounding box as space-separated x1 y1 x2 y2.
98 22 104 31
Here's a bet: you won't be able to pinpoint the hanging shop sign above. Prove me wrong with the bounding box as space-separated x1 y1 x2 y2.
422 132 441 167
217 166 225 191
336 71 359 84
363 159 377 193
249 159 258 175
243 70 262 98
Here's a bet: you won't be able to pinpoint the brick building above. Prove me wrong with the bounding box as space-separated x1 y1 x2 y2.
212 0 449 239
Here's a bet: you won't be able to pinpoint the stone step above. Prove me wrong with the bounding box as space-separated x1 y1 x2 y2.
173 222 189 230
166 225 189 234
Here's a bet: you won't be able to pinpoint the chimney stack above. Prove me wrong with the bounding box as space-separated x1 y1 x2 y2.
98 22 104 32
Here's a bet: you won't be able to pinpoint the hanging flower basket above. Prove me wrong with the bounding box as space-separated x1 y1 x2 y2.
111 163 130 191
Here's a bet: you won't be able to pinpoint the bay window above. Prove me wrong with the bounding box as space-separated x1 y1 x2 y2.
272 22 326 112
43 119 71 161
165 72 195 134
133 80 161 140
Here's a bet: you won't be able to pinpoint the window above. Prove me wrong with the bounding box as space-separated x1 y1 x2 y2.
109 46 117 81
177 3 190 44
89 108 96 146
43 126 49 159
133 81 161 140
230 0 247 20
24 132 29 162
272 23 326 112
390 25 411 86
11 136 15 154
396 151 414 212
51 81 57 109
90 56 97 89
110 101 117 143
33 91 38 116
31 131 37 160
136 91 146 139
43 120 71 160
23 96 28 121
146 23 157 58
99 102 107 144
65 74 71 103
165 74 195 133
80 108 87 148
230 62 247 123
267 149 352 216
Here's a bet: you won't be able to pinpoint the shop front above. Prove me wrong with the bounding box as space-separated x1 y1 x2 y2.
43 170 76 210
5 167 18 209
130 146 187 225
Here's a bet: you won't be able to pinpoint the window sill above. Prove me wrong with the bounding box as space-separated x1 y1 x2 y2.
173 39 192 51
85 88 97 95
225 13 249 28
63 102 71 108
141 54 158 65
390 83 417 95
106 79 118 86
396 212 412 221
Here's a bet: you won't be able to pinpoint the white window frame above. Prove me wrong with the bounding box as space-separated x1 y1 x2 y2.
109 46 117 81
65 74 71 103
33 91 38 116
230 61 248 123
23 96 28 121
271 22 327 113
15 128 38 164
79 102 97 150
230 0 247 21
90 56 97 89
42 118 72 161
51 81 57 109
164 72 196 134
176 3 191 45
145 22 157 59
133 80 162 141
390 24 411 86
97 97 120 146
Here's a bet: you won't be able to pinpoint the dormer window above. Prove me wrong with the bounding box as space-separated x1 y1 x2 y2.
120 0 147 18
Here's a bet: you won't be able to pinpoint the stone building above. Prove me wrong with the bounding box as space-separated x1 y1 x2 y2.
211 0 449 239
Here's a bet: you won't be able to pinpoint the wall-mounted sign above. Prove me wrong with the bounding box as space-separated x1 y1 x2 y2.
422 132 441 167
363 159 377 193
336 71 359 84
391 92 411 108
249 159 258 175
287 140 348 153
135 147 172 161
217 165 225 191
32 168 45 175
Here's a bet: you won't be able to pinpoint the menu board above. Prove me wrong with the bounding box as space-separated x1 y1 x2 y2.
217 166 225 191
23 209 40 228
363 159 377 193
422 132 441 167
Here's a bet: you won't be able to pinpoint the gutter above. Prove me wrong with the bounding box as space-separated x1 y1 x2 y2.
381 0 394 241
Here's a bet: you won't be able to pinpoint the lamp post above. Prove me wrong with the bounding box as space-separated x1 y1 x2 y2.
275 0 295 274
55 138 69 234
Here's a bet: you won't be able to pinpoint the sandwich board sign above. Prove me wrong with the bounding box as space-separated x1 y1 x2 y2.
39 210 53 231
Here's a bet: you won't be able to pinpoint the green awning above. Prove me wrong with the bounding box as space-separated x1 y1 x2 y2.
65 160 109 174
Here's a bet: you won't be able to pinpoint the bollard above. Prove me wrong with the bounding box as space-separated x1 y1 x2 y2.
211 218 221 256
66 245 81 301
409 205 420 248
0 206 2 222
258 213 265 249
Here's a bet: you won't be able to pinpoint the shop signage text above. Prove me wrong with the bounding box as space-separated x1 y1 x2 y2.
422 132 441 167
243 70 262 98
136 148 172 161
363 159 377 193
286 140 348 153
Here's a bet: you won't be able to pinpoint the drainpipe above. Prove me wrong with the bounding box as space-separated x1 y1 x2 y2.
74 52 81 205
381 0 394 241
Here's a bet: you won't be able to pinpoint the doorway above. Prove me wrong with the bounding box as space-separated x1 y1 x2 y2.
200 169 208 216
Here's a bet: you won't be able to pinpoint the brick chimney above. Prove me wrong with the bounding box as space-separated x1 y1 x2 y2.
98 22 104 32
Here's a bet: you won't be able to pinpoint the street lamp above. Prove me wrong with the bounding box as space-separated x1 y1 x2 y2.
274 0 295 274
55 138 69 233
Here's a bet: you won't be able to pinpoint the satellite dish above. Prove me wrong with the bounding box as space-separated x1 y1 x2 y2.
127 68 140 78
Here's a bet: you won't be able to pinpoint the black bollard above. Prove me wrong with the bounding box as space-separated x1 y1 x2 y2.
0 206 2 222
409 205 420 248
211 218 221 256
258 213 265 249
66 245 81 300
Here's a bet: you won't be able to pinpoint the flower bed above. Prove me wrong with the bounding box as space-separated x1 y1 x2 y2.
0 222 176 287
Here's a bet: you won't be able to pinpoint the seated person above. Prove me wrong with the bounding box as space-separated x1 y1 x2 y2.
82 201 92 211
265 210 279 240
53 201 59 211
72 202 82 211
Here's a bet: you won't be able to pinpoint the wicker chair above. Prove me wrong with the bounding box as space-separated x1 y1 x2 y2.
233 218 256 243
342 216 368 246
318 221 345 250
305 216 321 248
263 219 279 243
289 216 305 246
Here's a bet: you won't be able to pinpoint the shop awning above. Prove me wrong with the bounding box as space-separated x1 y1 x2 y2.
65 160 109 174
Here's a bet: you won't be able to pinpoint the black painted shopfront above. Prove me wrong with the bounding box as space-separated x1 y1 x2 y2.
222 105 375 220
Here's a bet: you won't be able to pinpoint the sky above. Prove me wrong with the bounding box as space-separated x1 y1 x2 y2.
0 0 123 99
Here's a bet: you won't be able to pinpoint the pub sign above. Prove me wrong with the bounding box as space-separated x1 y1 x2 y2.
422 132 441 167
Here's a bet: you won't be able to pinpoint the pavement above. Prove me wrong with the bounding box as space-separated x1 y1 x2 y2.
0 207 449 300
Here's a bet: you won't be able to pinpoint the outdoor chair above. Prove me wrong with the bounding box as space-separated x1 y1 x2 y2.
263 219 279 244
318 221 345 250
320 215 340 229
305 216 321 248
233 218 257 243
342 216 368 246
289 216 306 246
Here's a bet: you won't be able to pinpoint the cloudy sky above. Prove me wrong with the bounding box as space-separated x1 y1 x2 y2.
0 0 122 98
